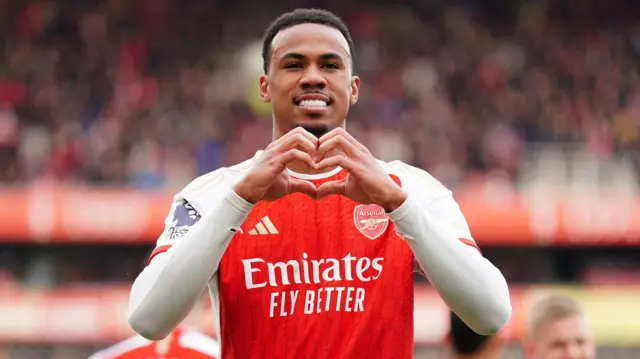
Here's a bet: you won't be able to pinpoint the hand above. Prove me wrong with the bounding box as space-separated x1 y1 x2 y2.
315 128 408 212
233 127 318 203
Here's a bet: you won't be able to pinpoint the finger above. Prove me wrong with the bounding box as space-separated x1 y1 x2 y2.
319 128 367 152
315 155 356 171
273 133 317 156
317 135 359 158
277 149 316 168
290 126 320 143
278 127 319 148
289 178 318 199
316 179 346 199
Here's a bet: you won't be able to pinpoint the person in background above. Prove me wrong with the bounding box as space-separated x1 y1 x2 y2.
525 295 596 359
450 311 504 359
91 252 218 359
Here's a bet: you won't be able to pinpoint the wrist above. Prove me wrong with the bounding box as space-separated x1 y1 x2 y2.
382 187 408 213
232 180 260 204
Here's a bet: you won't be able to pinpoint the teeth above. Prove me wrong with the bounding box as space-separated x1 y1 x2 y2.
298 99 327 108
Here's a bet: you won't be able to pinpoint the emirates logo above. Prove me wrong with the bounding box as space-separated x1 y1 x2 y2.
353 204 389 240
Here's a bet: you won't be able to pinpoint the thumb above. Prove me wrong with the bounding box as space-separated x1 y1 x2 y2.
317 179 346 199
289 178 318 199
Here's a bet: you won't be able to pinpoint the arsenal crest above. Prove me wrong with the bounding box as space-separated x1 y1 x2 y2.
353 204 389 240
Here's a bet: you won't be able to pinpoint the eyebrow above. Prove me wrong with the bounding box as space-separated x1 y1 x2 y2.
281 52 345 62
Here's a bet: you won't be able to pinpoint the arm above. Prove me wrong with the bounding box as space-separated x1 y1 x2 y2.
309 128 510 334
388 192 511 335
127 188 253 340
128 128 320 340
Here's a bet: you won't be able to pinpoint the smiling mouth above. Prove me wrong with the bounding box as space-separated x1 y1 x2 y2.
296 99 329 108
293 93 332 109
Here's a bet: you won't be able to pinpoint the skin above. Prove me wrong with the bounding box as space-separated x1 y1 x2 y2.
259 23 359 145
526 314 596 359
234 22 407 211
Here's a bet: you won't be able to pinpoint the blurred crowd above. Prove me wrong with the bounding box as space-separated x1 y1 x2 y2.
0 0 638 286
1 1 640 357
1 0 639 189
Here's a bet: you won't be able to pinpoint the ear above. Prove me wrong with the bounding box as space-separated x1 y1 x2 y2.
259 75 271 103
350 76 360 105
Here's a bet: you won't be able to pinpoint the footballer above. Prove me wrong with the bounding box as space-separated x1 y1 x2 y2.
128 8 511 359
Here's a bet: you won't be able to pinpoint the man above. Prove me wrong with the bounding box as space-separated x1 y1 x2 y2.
127 8 511 359
525 295 596 359
450 312 504 359
88 327 220 359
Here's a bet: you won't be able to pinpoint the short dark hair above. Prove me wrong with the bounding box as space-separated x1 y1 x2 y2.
261 8 355 74
450 312 493 355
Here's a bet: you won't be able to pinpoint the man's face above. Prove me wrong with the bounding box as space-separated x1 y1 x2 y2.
260 23 360 138
528 315 596 359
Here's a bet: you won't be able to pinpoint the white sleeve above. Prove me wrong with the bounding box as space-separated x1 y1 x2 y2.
127 188 253 340
388 191 511 335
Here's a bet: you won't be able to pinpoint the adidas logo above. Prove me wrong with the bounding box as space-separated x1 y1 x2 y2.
248 216 279 235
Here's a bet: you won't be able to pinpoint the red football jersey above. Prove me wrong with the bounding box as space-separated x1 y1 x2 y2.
217 169 414 359
89 328 220 359
149 152 477 359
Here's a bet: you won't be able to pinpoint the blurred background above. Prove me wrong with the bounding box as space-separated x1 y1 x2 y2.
0 0 639 358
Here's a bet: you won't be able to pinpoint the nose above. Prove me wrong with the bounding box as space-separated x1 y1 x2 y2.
299 66 327 90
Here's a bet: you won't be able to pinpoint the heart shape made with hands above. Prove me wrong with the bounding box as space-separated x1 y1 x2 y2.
234 127 407 212
300 128 407 212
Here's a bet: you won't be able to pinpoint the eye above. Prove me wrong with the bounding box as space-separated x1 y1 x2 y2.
323 63 339 70
284 63 303 69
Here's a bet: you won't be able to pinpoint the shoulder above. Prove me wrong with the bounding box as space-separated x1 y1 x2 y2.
378 160 451 200
179 153 257 199
152 154 257 249
178 330 221 358
379 160 474 240
88 335 150 359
